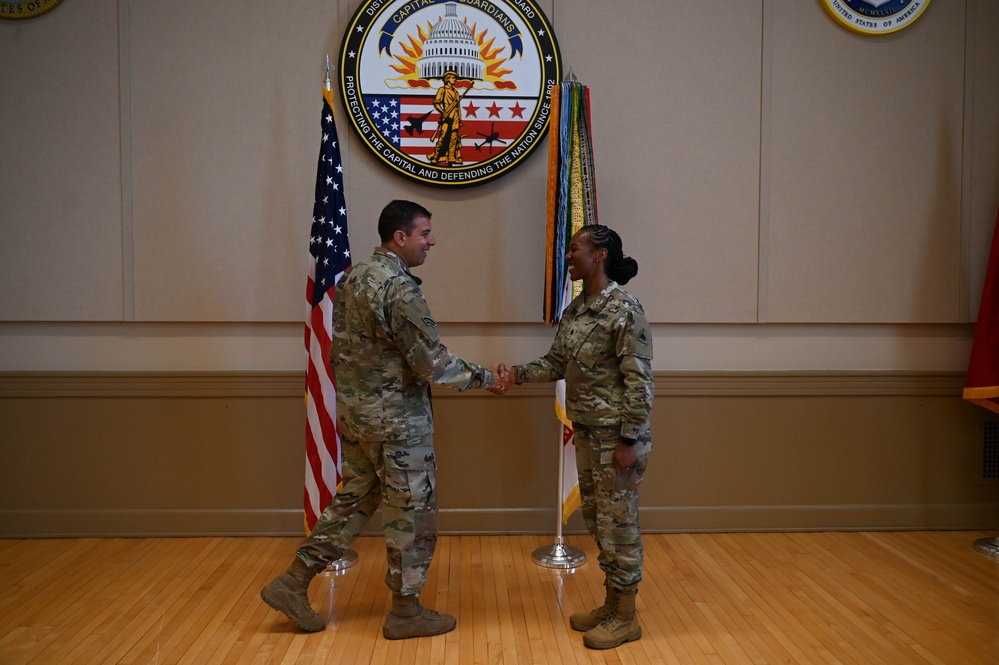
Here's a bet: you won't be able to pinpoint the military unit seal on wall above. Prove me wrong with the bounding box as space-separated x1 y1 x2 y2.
0 0 64 20
819 0 931 35
339 0 561 187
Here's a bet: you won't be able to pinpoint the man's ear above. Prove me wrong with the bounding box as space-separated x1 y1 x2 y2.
392 229 407 247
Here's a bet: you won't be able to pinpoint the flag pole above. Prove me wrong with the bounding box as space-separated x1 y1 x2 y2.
532 78 586 569
532 421 586 569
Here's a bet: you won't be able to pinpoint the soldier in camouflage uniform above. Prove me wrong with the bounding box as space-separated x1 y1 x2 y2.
510 224 653 650
262 200 508 639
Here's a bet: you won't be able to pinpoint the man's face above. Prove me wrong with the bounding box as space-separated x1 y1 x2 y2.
398 214 436 268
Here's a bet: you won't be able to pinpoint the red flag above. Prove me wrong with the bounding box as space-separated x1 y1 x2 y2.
964 209 999 414
303 87 353 532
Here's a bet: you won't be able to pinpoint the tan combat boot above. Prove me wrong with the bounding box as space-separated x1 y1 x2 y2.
582 588 641 649
260 558 327 632
382 594 457 639
569 585 619 631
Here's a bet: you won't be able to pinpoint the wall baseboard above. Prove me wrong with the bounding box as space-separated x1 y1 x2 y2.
3 502 997 539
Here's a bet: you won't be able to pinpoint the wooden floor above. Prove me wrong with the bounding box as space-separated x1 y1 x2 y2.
1 531 998 664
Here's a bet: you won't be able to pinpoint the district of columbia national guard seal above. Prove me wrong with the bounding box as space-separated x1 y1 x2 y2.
339 0 561 187
0 0 64 19
819 0 931 35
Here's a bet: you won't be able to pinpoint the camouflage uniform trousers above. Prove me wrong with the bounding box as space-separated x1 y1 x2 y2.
573 424 651 591
296 432 439 596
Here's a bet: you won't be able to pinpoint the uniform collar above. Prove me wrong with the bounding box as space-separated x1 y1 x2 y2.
373 246 422 285
575 281 619 313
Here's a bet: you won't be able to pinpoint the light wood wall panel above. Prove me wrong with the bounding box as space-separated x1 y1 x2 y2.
127 0 336 321
340 129 553 324
2 371 995 537
967 0 999 319
0 0 124 321
555 1 764 323
765 1 966 322
2 1 998 326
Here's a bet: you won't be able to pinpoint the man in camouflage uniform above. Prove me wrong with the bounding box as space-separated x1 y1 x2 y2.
511 224 653 649
262 200 508 639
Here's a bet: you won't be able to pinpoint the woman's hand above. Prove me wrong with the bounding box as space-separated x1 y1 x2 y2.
613 441 637 473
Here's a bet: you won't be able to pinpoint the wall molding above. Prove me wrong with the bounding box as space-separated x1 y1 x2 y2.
0 369 968 398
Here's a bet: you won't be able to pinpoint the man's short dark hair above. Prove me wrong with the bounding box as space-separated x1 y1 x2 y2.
378 200 432 242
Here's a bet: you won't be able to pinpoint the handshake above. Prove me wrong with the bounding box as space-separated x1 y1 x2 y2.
487 363 516 395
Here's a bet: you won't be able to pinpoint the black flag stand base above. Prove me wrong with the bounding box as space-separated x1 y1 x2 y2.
973 534 999 560
326 548 359 571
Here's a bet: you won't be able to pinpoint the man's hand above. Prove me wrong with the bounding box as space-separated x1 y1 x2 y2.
488 363 515 395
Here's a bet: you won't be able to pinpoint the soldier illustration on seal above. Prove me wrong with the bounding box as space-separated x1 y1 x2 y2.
430 71 467 166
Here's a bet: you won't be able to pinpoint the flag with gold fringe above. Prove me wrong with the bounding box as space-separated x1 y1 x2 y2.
544 78 598 523
964 209 999 414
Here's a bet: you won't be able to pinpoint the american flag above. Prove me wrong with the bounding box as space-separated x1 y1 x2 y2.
304 86 352 533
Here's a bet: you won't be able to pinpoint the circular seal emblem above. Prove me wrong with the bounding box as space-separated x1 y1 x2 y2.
339 0 561 187
819 0 931 35
0 0 64 20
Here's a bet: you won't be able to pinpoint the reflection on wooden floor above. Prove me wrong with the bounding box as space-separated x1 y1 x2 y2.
1 531 998 664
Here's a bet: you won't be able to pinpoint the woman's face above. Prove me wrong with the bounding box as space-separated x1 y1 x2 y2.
566 229 606 282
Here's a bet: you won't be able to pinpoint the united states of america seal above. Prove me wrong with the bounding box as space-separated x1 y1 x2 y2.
819 0 932 36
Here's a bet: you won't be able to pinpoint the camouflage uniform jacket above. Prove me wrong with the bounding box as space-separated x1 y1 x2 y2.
331 247 495 442
517 282 653 440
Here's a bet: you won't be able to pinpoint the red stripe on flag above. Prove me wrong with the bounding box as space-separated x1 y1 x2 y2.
304 293 339 532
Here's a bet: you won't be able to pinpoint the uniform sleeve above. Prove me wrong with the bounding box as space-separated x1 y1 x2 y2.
515 317 569 384
390 278 494 391
615 307 654 440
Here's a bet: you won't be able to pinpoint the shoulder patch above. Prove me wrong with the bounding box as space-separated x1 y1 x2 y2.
400 287 422 305
422 315 437 328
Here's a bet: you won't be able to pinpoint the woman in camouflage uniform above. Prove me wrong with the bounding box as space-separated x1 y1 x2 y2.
511 224 653 650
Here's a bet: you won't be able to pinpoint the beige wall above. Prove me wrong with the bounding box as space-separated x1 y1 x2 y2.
2 2 999 535
2 1 997 329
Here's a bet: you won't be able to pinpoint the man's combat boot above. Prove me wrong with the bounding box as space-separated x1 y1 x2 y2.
260 558 327 632
382 594 457 639
569 584 619 631
582 588 641 649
